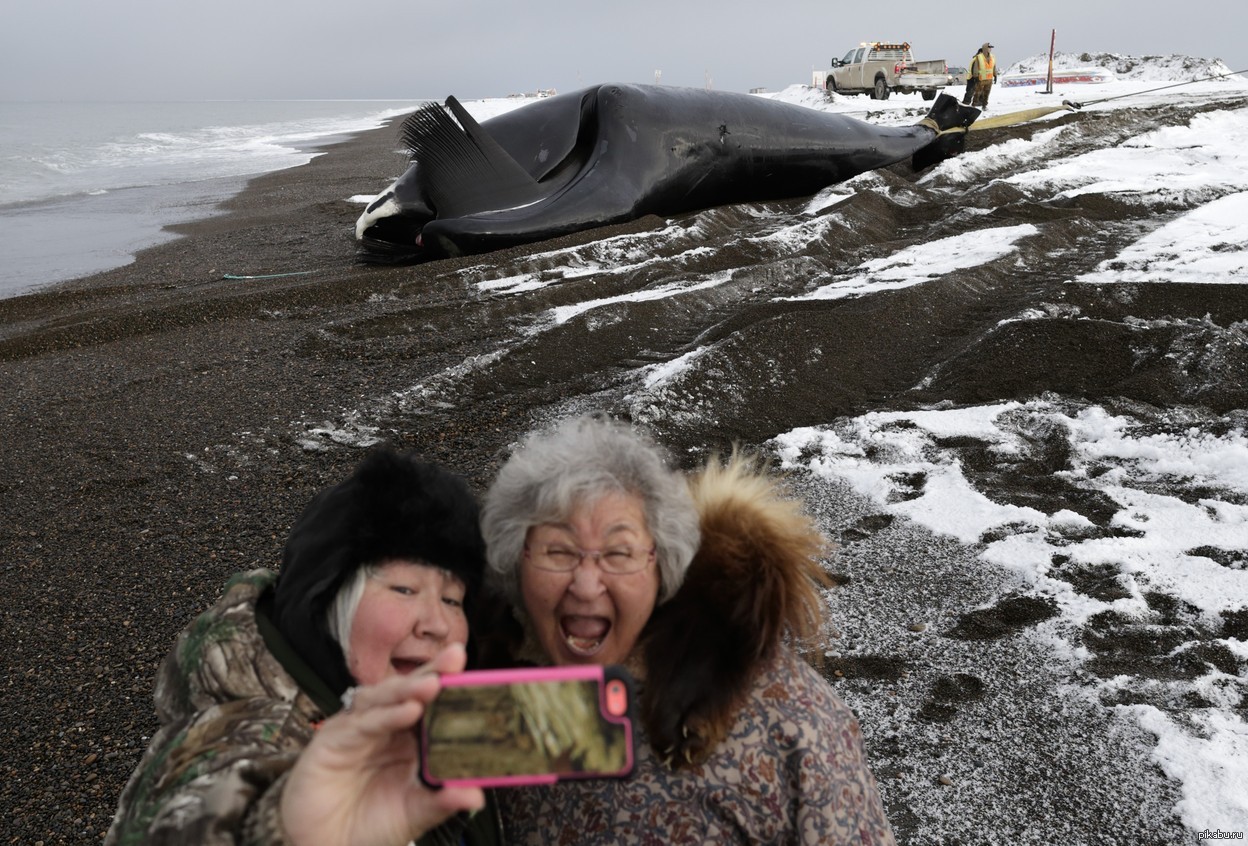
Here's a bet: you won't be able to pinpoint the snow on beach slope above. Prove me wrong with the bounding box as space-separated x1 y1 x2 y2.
759 57 1248 834
774 101 1248 303
322 55 1248 839
774 400 1248 831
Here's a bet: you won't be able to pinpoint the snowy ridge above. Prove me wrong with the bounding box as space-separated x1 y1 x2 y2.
1005 51 1245 82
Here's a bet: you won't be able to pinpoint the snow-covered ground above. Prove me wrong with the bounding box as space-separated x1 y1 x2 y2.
762 55 1248 837
754 54 1247 837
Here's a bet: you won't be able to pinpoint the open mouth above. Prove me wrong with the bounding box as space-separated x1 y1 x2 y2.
391 657 428 674
560 615 610 657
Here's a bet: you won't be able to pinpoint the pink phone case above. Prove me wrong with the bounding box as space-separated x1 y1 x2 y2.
419 663 633 793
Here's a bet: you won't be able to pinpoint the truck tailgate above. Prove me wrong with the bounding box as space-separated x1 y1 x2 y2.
897 72 948 88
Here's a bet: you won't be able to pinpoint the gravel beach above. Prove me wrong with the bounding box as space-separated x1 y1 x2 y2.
3 89 1245 844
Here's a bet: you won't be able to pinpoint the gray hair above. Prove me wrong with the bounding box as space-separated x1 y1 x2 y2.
481 415 700 606
326 564 375 653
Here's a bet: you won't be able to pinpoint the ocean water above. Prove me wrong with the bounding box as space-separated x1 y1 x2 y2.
0 100 427 299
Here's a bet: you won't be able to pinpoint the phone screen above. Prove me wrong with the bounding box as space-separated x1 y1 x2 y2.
420 665 635 788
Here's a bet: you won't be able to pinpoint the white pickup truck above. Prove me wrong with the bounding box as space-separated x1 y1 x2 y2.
826 42 950 100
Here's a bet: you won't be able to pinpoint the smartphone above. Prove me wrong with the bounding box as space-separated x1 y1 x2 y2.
418 664 635 789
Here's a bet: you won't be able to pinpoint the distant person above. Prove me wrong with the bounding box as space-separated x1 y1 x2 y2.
961 54 979 104
968 42 1000 109
105 448 500 846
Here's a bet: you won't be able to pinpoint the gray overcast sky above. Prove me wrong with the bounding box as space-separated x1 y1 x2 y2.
3 0 1245 102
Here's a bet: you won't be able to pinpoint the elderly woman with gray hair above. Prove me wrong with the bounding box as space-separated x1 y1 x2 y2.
479 414 895 845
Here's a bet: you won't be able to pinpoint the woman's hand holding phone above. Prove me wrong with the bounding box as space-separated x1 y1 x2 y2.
418 664 636 789
280 644 485 846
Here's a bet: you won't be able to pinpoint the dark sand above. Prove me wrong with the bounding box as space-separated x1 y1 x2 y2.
2 94 1246 844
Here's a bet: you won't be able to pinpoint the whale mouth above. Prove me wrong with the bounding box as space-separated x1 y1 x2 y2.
355 186 435 264
356 217 430 264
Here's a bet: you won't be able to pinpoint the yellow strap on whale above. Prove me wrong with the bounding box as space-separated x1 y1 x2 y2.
968 103 1080 132
920 103 1081 140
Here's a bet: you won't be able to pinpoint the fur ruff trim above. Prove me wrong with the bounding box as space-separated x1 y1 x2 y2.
640 452 832 768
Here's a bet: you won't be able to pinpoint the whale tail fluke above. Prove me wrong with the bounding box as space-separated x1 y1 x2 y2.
911 93 981 170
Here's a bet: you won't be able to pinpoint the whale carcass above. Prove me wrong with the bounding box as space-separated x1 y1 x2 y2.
355 83 979 261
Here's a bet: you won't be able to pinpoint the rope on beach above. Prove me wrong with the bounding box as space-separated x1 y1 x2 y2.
221 270 319 280
1063 67 1248 109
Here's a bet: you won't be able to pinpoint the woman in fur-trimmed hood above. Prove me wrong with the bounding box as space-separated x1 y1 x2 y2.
478 415 895 845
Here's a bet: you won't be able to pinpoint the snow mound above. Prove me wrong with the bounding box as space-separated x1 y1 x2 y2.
756 83 836 109
1006 52 1243 83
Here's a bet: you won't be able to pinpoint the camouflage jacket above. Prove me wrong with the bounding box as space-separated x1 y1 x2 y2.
106 569 498 846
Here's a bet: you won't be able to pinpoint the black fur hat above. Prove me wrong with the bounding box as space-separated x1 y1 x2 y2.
270 448 485 695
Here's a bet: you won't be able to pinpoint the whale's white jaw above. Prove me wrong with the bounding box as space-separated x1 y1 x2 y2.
354 191 400 241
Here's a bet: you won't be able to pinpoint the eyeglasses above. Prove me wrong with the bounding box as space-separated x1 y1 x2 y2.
524 543 657 575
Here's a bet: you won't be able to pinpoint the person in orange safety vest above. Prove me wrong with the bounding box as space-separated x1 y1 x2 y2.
965 42 999 109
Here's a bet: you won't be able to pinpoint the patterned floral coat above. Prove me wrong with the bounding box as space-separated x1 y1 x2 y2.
497 647 894 845
488 457 896 845
105 569 498 846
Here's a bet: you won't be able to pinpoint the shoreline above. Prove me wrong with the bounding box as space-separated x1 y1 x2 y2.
0 174 251 299
0 110 415 302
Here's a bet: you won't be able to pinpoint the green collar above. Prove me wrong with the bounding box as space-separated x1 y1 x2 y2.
255 588 343 717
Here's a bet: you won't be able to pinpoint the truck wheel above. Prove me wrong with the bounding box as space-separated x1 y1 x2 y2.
825 76 838 94
872 77 890 100
922 89 936 100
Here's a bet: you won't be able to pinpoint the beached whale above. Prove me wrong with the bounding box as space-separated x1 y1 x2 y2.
355 83 979 260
